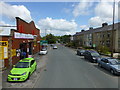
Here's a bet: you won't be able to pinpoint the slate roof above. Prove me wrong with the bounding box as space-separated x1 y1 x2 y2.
74 22 120 36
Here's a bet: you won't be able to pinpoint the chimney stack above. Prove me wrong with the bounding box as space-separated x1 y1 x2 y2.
102 23 108 27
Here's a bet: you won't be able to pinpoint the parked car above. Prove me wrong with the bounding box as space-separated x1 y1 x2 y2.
39 48 48 55
77 49 86 56
83 50 101 63
98 57 120 75
50 44 54 46
53 45 57 49
7 58 37 82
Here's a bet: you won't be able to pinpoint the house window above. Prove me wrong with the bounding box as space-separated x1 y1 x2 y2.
107 33 110 38
103 34 104 38
106 40 110 47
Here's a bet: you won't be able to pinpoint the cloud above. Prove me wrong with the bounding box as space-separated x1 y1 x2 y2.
80 25 89 30
72 0 94 17
89 1 119 27
63 8 71 14
0 2 32 22
38 17 77 36
89 16 102 27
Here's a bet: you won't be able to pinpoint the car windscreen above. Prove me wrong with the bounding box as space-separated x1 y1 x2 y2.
109 59 119 65
15 62 29 68
41 49 46 51
80 50 85 53
91 52 100 56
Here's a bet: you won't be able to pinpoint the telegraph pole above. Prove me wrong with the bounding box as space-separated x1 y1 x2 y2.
45 29 47 40
0 25 16 27
111 0 115 57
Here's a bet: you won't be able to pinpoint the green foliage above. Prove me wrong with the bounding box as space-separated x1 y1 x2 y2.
97 45 111 55
60 35 71 44
72 40 79 48
43 33 57 44
65 42 73 47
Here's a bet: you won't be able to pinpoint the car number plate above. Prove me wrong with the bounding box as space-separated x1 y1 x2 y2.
13 78 18 80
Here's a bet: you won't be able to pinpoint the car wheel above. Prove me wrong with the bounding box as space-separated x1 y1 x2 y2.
79 53 81 56
110 69 115 75
27 73 31 80
35 65 37 71
7 78 9 82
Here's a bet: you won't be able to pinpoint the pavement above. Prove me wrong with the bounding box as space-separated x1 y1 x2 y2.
2 48 49 89
34 44 119 88
0 72 2 90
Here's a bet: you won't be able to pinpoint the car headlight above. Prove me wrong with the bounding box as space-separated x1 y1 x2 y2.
93 57 96 59
21 72 27 75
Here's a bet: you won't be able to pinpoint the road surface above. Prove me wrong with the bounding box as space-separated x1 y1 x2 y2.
34 44 119 88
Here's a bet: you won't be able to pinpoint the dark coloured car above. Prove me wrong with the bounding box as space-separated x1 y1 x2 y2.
98 58 120 75
84 50 101 63
77 49 86 56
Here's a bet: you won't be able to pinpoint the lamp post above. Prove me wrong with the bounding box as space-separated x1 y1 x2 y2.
111 0 115 57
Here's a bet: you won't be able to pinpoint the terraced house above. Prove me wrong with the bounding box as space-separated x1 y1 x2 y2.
73 22 120 53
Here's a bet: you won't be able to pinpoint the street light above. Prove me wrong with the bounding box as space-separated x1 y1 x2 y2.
111 0 115 57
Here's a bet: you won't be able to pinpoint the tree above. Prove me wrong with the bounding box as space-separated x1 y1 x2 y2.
60 35 71 44
43 33 57 44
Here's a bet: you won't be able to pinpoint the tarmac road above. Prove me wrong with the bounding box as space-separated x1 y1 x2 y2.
34 44 119 88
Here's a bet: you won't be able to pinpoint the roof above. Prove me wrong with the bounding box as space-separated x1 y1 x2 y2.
86 50 98 53
74 22 120 36
0 28 17 36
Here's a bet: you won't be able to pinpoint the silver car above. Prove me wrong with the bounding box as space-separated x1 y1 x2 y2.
53 46 57 49
98 57 120 75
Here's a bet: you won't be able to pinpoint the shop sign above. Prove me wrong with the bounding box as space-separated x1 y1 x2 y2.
0 41 8 60
0 41 8 47
14 32 34 39
11 49 16 57
40 40 48 45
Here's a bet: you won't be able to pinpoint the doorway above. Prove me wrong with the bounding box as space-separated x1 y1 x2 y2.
20 43 27 59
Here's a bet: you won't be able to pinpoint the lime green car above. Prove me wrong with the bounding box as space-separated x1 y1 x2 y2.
7 58 37 82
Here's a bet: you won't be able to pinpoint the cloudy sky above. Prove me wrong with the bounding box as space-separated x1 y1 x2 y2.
0 0 120 36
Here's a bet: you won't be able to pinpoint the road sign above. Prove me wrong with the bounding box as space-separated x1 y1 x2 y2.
40 40 48 45
0 41 8 60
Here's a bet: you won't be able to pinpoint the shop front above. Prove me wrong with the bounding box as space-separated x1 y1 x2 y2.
0 17 41 68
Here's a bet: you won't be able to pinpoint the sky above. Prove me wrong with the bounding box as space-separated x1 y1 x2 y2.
0 0 120 36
